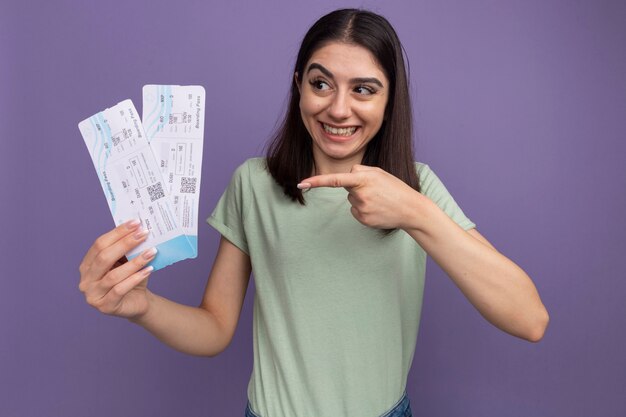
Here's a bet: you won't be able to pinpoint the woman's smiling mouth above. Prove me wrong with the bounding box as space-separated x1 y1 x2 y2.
321 122 358 137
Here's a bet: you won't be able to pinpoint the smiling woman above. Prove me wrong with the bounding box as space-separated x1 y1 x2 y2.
78 8 548 417
296 43 389 175
266 9 420 205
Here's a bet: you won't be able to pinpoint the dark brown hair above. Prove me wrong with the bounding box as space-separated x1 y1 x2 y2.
266 8 420 204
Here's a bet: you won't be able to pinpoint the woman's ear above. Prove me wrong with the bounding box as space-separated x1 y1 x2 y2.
294 72 301 93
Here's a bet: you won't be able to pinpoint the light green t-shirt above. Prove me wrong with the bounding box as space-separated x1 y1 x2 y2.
207 158 475 417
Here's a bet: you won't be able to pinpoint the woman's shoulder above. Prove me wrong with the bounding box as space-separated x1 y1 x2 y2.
414 161 434 180
413 161 445 194
230 157 272 186
235 157 268 176
414 161 430 172
234 157 264 168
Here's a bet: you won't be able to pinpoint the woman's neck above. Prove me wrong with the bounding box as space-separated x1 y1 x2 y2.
311 152 365 176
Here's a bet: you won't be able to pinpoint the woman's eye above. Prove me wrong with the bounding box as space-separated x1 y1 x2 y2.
310 79 330 91
354 85 375 95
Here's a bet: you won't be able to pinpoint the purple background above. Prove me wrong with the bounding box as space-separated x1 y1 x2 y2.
1 0 625 416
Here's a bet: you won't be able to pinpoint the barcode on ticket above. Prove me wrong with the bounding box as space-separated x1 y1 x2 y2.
147 182 165 202
180 177 197 193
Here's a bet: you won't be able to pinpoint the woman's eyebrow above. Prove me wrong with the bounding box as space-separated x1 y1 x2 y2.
307 63 334 78
306 63 384 88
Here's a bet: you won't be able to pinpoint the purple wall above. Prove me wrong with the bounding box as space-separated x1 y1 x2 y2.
1 0 625 416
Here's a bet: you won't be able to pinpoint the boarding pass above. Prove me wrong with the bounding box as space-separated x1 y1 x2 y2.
142 85 206 255
78 99 197 270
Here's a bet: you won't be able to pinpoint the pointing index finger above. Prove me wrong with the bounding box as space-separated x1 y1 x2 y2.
297 173 361 190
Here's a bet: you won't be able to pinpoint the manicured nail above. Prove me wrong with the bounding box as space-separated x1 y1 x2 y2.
297 182 311 190
143 247 157 259
142 266 154 275
125 219 141 229
134 229 149 240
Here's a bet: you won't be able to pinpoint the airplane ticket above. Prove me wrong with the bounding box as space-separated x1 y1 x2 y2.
78 99 196 270
142 85 206 256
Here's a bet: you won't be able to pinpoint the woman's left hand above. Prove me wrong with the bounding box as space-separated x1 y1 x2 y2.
298 165 423 230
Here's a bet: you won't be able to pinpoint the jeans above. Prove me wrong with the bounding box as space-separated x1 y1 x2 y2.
245 392 412 417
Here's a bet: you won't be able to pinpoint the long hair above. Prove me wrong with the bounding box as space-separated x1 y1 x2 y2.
266 8 420 204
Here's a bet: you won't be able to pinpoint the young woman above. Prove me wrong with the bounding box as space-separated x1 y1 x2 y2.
78 9 549 417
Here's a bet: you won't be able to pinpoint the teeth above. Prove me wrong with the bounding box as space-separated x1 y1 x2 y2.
323 123 356 136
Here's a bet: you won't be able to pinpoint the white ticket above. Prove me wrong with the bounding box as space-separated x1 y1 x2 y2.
78 99 196 270
142 85 205 256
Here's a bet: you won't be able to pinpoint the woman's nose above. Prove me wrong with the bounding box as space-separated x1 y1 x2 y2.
327 91 352 120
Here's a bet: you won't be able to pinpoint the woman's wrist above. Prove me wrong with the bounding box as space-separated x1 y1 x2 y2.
399 191 439 232
127 289 157 326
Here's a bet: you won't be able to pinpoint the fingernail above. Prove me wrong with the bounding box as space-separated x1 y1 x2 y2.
143 247 157 259
297 182 311 190
125 219 141 229
134 229 149 240
142 265 154 275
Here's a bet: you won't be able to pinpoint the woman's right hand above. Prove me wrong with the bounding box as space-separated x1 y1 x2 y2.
78 219 157 320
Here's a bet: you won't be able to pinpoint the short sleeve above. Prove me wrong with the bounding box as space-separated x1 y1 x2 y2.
206 161 250 254
417 163 476 231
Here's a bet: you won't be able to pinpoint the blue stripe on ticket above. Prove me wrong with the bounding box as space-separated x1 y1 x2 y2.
128 234 196 271
187 235 198 258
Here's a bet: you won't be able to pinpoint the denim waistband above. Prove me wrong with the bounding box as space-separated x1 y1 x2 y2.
380 392 411 417
245 392 412 417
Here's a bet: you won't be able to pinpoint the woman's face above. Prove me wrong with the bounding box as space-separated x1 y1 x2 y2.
297 42 389 174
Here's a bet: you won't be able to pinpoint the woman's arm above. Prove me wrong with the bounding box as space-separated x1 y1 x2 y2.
299 165 549 342
131 237 251 356
403 202 548 342
79 221 251 356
